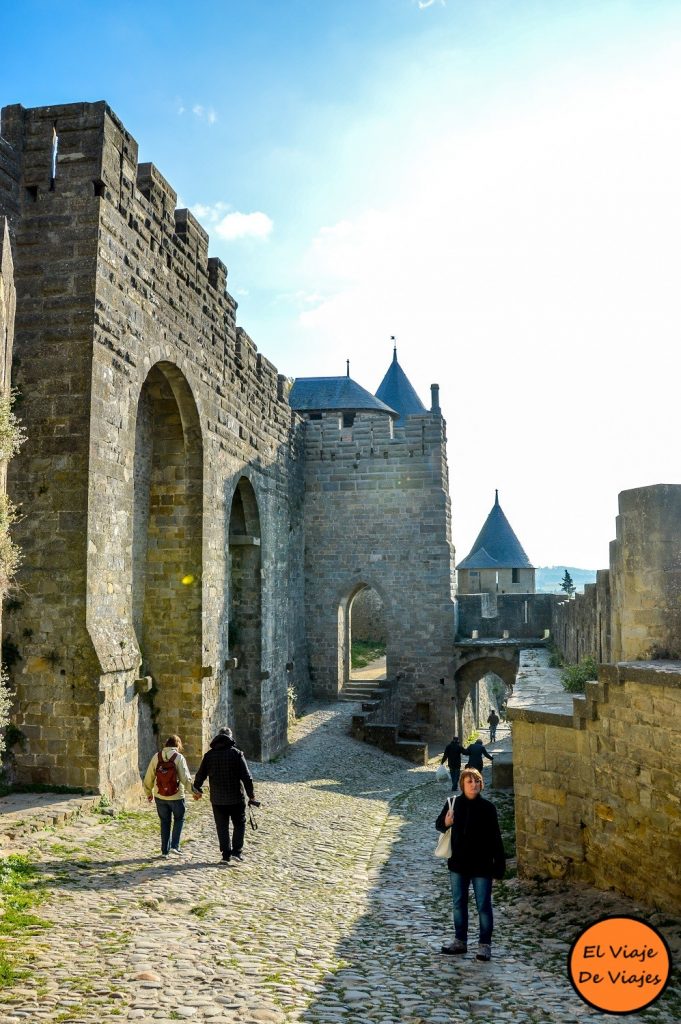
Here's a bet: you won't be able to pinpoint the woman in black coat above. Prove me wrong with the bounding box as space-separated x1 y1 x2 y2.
435 767 506 961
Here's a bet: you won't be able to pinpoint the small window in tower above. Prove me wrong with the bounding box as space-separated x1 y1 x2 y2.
512 568 519 583
343 412 355 428
308 412 322 421
470 571 479 577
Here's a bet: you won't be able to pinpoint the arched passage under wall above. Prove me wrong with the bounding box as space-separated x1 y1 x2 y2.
227 476 262 759
454 654 517 739
132 362 203 771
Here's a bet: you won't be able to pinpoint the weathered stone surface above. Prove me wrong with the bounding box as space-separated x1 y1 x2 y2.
509 648 681 912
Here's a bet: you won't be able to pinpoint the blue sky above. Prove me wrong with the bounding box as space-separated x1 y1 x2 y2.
4 0 681 568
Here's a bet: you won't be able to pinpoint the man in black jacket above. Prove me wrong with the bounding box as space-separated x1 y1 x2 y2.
192 728 257 864
440 735 465 791
464 737 494 772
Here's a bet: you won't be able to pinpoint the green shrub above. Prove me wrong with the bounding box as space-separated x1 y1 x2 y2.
561 656 599 694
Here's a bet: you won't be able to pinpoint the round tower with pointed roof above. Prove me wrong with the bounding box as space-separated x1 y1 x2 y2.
456 490 535 594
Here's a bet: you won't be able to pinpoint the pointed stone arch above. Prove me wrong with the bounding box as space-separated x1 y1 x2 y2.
337 578 391 690
227 475 263 758
132 361 203 770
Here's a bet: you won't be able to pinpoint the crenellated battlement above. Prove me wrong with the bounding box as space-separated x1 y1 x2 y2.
0 102 235 305
302 408 447 462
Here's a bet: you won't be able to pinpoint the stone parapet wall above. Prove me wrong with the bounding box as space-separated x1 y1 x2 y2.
509 650 681 912
457 593 557 640
1 102 308 797
550 569 611 664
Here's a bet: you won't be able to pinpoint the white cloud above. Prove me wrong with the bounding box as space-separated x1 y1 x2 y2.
191 104 217 124
214 211 273 241
190 201 231 224
189 203 273 242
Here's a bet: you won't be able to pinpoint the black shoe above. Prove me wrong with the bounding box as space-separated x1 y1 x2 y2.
441 940 467 955
232 853 244 863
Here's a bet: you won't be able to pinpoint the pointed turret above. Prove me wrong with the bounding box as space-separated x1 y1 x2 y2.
375 339 426 426
457 491 535 594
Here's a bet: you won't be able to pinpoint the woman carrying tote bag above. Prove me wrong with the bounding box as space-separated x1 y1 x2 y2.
434 767 506 962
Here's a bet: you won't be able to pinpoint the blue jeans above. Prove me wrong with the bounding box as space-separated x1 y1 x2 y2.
155 797 186 854
449 872 493 944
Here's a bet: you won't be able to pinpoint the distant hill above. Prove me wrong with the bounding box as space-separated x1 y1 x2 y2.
535 566 598 594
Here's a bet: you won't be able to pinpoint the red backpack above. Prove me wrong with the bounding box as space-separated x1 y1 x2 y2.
155 751 179 797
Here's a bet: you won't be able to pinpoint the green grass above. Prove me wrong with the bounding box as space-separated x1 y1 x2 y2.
0 855 50 989
189 902 218 919
350 640 386 669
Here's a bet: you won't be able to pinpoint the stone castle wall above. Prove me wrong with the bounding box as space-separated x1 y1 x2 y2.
552 485 681 667
510 656 681 913
0 102 309 798
302 408 457 741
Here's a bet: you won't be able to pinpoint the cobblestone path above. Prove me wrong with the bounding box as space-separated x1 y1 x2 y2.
1 702 680 1024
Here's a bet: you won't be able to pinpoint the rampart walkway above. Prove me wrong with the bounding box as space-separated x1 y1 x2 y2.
1 702 679 1024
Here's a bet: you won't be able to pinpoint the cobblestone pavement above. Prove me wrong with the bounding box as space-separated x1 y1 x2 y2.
1 703 680 1024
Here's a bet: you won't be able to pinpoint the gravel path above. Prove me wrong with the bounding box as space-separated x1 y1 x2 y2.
1 701 679 1024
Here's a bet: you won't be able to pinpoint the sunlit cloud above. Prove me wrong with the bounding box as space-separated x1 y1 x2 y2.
190 202 273 241
215 211 273 241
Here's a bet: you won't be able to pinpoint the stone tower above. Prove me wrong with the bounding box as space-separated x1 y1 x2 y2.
290 357 457 741
457 490 535 595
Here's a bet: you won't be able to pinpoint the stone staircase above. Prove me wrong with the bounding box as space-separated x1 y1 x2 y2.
342 677 429 765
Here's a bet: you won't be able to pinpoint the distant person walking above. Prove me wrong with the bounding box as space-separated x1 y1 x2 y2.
464 737 494 772
192 728 258 865
487 710 500 743
436 767 506 961
440 735 465 791
143 735 194 858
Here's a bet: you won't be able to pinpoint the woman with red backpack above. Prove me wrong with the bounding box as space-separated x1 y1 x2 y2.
143 735 194 858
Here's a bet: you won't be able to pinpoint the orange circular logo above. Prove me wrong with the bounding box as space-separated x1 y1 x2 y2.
568 916 671 1014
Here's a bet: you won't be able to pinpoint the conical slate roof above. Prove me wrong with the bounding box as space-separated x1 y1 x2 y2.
456 491 534 569
289 375 397 415
375 344 426 425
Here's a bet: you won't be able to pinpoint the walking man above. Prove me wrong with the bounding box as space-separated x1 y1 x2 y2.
192 728 258 865
464 737 494 772
440 735 465 791
487 709 500 743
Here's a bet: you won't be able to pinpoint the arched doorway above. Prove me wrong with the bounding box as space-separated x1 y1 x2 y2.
227 477 262 759
132 362 203 771
454 655 516 740
338 581 389 690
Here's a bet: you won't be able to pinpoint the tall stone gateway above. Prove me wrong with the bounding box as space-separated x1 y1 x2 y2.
290 364 457 740
0 102 308 798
